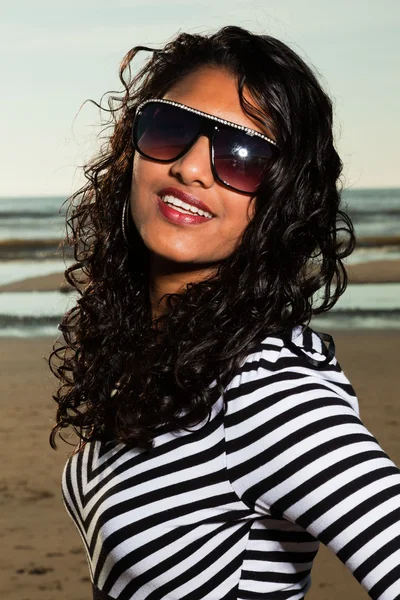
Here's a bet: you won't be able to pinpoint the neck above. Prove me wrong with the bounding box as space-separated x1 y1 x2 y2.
148 254 218 321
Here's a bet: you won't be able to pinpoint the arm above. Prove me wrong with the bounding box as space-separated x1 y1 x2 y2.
224 330 400 599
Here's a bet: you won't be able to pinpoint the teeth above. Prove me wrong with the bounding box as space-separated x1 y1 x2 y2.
161 195 213 219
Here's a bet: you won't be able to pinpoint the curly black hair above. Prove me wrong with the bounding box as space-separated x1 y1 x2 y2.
49 25 355 452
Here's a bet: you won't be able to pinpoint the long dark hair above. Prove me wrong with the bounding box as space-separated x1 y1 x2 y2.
49 25 355 452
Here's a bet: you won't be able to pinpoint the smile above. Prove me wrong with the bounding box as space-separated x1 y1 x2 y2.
160 194 213 219
156 196 214 225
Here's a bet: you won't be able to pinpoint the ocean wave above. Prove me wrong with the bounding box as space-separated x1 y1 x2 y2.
0 316 61 338
312 310 400 330
0 314 61 327
0 310 399 338
1 235 398 262
0 211 65 219
347 208 400 217
2 309 397 325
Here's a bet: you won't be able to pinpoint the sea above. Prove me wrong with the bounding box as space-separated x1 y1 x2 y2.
0 188 400 337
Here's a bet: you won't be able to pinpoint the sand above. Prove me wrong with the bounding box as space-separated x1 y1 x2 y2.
0 331 399 599
0 271 82 293
0 259 400 294
346 259 400 283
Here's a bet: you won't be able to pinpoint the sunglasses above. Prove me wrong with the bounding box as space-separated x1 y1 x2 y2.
131 99 279 194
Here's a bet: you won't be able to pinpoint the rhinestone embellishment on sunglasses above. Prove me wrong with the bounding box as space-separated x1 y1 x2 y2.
137 98 279 148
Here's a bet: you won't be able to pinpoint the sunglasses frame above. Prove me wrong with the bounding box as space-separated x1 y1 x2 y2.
131 98 279 194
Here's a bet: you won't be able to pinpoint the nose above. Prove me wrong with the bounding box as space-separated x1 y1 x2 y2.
170 135 214 188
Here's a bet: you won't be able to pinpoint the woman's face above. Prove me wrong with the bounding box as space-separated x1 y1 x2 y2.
130 65 271 268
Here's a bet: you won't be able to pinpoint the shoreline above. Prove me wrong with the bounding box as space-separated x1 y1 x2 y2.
0 259 399 293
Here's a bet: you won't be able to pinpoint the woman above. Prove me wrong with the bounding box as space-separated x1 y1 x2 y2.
50 26 400 600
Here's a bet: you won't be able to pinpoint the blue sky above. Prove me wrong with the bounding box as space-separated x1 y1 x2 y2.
2 0 399 196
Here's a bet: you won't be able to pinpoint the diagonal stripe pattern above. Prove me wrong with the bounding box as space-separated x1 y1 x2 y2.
62 326 400 599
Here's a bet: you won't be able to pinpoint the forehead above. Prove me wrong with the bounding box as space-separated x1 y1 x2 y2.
163 66 271 137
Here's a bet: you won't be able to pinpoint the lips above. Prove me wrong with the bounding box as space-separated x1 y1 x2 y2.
157 187 215 216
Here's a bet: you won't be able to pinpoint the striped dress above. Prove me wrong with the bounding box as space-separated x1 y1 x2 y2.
62 326 400 600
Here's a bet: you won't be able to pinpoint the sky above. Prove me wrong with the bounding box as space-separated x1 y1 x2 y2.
1 0 399 196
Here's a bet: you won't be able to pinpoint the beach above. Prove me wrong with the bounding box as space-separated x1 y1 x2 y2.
1 189 400 598
0 258 399 295
0 328 399 600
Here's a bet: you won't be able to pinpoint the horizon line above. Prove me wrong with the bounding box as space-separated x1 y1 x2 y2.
1 185 400 199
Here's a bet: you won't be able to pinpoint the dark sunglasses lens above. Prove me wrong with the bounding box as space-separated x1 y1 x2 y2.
214 128 276 193
134 103 200 160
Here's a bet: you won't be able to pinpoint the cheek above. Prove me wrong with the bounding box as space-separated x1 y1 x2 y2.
216 195 254 255
226 195 255 232
132 154 145 188
131 154 171 198
247 197 256 222
132 153 160 189
130 156 149 225
130 156 156 214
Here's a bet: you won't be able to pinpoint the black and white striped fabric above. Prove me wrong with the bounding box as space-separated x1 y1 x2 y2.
62 326 400 599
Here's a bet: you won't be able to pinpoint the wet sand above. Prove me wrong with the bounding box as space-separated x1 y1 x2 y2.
0 259 399 294
346 259 400 283
0 270 83 293
0 331 399 599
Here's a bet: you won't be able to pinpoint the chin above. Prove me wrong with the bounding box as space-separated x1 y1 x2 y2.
150 247 216 268
156 251 202 265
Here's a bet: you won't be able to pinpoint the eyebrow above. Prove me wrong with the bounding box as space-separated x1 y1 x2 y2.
137 98 279 148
